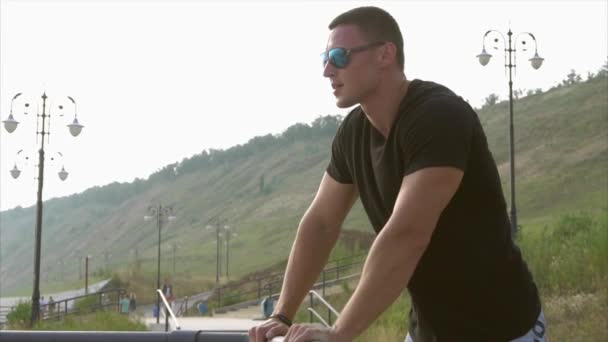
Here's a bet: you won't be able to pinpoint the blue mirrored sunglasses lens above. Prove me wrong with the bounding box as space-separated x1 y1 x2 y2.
321 52 329 66
321 48 349 68
328 48 348 68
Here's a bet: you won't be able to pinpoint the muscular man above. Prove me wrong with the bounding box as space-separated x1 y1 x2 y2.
250 6 545 342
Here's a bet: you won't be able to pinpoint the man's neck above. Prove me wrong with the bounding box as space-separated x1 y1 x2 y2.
360 73 410 138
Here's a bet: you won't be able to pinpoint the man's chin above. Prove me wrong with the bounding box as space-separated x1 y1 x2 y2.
335 97 357 108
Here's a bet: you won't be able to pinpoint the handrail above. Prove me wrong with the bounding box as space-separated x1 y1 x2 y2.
176 296 188 316
216 258 364 309
306 307 330 327
308 290 340 318
156 289 181 331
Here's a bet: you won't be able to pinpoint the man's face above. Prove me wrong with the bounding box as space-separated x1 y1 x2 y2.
323 24 381 108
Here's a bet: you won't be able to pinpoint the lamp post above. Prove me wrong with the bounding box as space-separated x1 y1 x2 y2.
145 203 175 324
171 243 182 276
84 255 91 295
477 29 544 237
206 217 226 288
223 226 237 281
2 92 84 326
78 252 83 280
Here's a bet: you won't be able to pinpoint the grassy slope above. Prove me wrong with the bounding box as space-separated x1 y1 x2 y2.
1 76 606 297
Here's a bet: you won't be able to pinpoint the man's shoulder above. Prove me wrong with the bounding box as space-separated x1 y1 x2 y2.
405 79 463 109
400 80 474 123
336 106 365 138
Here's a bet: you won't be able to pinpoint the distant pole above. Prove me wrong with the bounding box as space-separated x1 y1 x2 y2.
226 231 230 280
144 203 175 325
156 204 162 324
506 29 518 237
84 256 90 295
172 243 176 276
216 222 220 286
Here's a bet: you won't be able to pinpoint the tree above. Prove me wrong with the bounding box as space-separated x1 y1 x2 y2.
483 93 500 108
513 89 524 100
563 69 582 86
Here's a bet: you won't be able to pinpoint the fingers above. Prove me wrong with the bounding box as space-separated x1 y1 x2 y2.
283 323 329 342
248 319 289 342
266 324 289 340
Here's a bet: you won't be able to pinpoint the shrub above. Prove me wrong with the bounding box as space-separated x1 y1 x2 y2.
6 300 31 329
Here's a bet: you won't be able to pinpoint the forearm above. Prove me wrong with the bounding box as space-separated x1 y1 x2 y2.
274 210 341 319
333 221 431 340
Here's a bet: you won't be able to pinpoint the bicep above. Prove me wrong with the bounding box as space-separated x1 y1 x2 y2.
389 167 463 237
306 172 358 230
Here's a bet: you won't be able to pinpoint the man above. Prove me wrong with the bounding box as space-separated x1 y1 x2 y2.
249 6 544 342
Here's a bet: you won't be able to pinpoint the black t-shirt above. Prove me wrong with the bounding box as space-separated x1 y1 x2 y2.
326 79 540 340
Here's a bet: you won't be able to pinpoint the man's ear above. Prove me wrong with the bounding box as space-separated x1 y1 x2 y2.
378 42 397 68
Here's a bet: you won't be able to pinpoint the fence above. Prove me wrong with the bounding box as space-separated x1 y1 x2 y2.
0 288 126 328
213 253 366 311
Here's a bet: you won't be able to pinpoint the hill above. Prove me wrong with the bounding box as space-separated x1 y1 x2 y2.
0 75 606 295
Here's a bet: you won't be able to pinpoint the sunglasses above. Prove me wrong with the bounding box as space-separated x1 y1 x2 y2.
321 41 385 69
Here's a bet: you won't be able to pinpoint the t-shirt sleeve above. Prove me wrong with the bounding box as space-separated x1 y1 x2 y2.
400 96 476 176
326 121 354 184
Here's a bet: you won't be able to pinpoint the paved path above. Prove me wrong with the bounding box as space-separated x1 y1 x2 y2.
135 290 214 319
0 278 111 307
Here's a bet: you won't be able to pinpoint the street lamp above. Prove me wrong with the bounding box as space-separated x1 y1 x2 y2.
145 203 175 324
9 150 29 179
2 92 84 326
477 29 544 237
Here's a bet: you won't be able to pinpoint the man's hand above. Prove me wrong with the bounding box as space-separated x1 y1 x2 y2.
248 318 290 342
282 323 350 342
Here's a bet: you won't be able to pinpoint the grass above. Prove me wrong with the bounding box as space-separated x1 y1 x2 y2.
5 299 147 331
32 311 147 331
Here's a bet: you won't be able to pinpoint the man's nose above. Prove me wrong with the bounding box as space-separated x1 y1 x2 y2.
323 60 337 78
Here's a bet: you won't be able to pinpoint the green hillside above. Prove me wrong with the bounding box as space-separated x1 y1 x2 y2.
1 75 606 296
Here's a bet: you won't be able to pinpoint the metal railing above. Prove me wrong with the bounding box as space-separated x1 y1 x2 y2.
0 330 248 341
0 330 290 341
307 290 340 327
215 253 365 310
0 305 11 328
0 288 126 326
156 289 180 331
175 295 189 316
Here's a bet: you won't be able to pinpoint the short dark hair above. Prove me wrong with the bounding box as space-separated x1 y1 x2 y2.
329 6 404 70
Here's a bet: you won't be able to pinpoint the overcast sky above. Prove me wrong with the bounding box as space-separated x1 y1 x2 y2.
1 0 606 211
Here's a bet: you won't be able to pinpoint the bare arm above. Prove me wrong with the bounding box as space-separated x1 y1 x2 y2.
330 167 463 341
274 172 358 320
